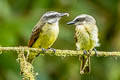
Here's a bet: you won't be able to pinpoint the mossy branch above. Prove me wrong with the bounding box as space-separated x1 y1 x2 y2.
17 50 36 80
0 46 120 80
0 46 120 57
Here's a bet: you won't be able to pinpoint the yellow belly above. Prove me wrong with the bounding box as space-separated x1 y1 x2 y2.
32 23 59 48
75 25 96 50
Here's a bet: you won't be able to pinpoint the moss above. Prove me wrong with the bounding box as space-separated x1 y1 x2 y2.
17 50 36 80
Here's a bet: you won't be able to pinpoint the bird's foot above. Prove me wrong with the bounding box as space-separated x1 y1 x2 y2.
36 48 46 57
93 48 98 56
48 48 56 53
83 50 87 55
41 48 46 53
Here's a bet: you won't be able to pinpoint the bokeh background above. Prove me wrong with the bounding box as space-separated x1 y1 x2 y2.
0 0 120 80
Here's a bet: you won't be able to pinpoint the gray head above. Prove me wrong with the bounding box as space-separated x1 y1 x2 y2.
41 11 69 24
67 14 96 25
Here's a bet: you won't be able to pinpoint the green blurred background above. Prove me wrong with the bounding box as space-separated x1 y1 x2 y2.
0 0 120 80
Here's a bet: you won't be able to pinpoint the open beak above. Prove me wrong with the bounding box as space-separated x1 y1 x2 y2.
60 13 69 17
67 21 75 25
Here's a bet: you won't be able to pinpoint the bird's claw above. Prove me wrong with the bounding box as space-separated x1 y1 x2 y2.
41 48 46 53
48 48 56 53
36 48 46 57
83 50 87 55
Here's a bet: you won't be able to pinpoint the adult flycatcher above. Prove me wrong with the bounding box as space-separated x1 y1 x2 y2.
67 14 99 74
28 11 69 63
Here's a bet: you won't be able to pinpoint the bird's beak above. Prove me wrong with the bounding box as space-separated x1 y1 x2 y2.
59 13 69 17
67 21 75 25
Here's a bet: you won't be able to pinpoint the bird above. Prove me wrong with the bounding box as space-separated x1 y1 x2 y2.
67 14 99 74
28 11 69 63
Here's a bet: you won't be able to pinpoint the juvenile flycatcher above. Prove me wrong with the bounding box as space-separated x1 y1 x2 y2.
28 11 69 63
67 14 99 74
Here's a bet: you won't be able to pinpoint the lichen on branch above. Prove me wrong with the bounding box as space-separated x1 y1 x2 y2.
17 48 37 80
0 46 120 80
0 46 120 57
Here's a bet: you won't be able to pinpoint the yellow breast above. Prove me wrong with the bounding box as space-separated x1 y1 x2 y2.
32 22 59 48
75 24 98 50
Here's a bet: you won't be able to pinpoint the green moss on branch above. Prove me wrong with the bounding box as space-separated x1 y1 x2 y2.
0 46 120 80
0 46 120 57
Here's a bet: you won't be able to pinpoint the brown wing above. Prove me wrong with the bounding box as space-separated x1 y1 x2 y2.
28 22 45 47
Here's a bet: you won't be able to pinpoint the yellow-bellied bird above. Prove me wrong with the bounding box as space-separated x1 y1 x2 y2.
67 14 99 74
28 11 69 63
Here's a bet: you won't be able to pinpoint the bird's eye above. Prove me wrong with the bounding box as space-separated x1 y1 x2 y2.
54 14 58 17
76 19 79 22
51 14 57 18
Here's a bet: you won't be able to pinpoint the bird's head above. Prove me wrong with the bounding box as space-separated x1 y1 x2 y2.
41 11 69 24
67 14 96 26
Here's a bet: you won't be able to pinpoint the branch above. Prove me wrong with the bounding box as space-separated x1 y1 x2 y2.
0 46 120 57
0 46 120 80
18 50 36 80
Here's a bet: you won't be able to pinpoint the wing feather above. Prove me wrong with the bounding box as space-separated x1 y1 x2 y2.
28 22 45 47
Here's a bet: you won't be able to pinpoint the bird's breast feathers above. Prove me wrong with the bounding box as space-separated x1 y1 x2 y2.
32 22 59 48
75 24 99 50
42 22 59 35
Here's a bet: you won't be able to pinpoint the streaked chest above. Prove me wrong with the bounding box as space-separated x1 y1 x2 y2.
75 24 98 50
75 25 89 40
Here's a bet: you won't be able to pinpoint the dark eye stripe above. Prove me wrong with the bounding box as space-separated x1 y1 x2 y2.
47 14 57 18
75 18 85 22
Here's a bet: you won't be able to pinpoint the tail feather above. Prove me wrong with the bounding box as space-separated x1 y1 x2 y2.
79 55 90 74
